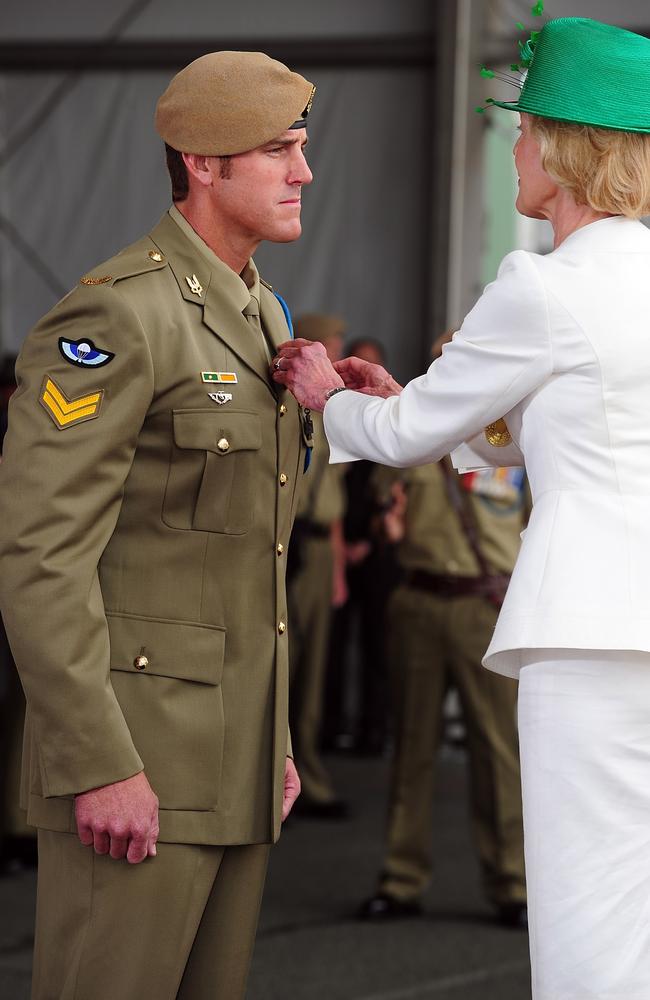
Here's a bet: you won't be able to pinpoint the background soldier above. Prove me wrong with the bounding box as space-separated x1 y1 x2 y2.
325 337 396 756
0 357 36 874
359 333 528 928
288 313 349 817
0 51 314 999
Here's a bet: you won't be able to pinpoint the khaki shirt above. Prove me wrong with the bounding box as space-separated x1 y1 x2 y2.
390 463 526 576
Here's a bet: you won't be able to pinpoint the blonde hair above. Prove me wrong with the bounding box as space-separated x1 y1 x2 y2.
529 116 650 218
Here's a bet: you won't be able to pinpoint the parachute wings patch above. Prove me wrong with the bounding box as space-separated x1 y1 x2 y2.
58 337 114 368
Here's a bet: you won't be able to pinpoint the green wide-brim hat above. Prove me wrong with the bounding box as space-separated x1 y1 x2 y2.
490 17 650 133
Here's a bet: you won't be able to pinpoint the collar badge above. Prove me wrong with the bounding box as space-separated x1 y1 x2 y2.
185 274 203 297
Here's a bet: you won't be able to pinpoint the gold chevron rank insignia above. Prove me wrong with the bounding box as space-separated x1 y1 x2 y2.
39 375 104 429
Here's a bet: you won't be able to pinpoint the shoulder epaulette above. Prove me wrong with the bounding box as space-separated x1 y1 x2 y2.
78 239 168 288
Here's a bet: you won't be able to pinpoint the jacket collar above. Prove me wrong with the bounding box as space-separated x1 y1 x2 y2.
554 215 650 257
149 211 273 388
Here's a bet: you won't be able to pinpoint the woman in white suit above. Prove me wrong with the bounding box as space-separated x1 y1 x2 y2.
273 15 650 1000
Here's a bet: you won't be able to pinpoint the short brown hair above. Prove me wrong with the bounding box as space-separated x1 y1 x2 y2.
164 144 234 202
529 116 650 218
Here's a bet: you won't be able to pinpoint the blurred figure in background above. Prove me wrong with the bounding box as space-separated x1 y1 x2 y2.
325 338 398 755
288 314 349 817
359 332 527 927
0 355 36 874
0 355 17 441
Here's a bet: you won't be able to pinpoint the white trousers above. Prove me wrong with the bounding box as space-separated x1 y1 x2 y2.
518 649 650 1000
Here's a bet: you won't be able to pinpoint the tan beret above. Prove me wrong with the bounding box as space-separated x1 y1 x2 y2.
293 314 347 344
155 50 315 156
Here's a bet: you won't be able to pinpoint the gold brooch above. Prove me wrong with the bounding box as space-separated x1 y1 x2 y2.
484 418 512 447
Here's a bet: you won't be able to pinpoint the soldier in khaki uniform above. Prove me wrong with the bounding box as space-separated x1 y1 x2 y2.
0 52 315 999
288 314 348 816
360 451 527 925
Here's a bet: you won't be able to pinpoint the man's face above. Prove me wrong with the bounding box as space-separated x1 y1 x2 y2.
208 129 312 245
353 342 384 366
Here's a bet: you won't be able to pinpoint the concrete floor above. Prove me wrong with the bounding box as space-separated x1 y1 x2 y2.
0 751 531 1000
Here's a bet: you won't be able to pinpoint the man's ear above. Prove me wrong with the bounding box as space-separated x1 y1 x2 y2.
182 153 214 189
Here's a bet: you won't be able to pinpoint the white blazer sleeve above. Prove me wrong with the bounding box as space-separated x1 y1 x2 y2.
324 250 552 467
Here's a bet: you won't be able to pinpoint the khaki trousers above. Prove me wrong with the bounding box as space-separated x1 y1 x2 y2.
32 830 269 1000
379 585 526 906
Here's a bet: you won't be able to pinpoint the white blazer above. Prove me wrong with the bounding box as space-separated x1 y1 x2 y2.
324 216 650 676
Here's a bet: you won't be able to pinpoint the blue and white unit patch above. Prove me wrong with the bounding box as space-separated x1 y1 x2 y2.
58 338 115 368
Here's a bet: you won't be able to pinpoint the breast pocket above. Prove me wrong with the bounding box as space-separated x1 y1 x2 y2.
107 611 226 812
162 409 262 534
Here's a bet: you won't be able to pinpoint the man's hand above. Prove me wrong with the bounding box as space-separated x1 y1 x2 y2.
282 757 301 822
75 771 159 865
334 356 403 398
271 339 344 410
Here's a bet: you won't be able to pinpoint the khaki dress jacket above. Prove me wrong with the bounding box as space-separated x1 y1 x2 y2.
0 211 310 846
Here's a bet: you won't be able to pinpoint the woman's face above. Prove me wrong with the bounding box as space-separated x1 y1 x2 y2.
513 113 558 219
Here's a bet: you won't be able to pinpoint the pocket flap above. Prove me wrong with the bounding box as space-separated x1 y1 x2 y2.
173 409 262 454
107 612 225 685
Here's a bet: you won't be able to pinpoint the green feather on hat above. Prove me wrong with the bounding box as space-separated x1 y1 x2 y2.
479 6 650 133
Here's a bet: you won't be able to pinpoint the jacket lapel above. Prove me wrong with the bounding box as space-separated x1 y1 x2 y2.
149 214 273 389
260 284 313 453
259 285 293 354
202 277 271 384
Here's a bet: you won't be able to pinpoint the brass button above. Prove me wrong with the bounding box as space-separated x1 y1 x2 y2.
278 621 286 634
148 250 164 262
279 404 288 416
134 655 148 671
217 437 230 453
277 543 284 555
279 473 288 486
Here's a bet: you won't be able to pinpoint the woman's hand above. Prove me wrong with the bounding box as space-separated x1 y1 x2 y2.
271 339 344 411
334 356 403 398
271 341 403 410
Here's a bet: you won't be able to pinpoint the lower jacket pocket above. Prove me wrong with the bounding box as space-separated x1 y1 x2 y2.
107 611 226 811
